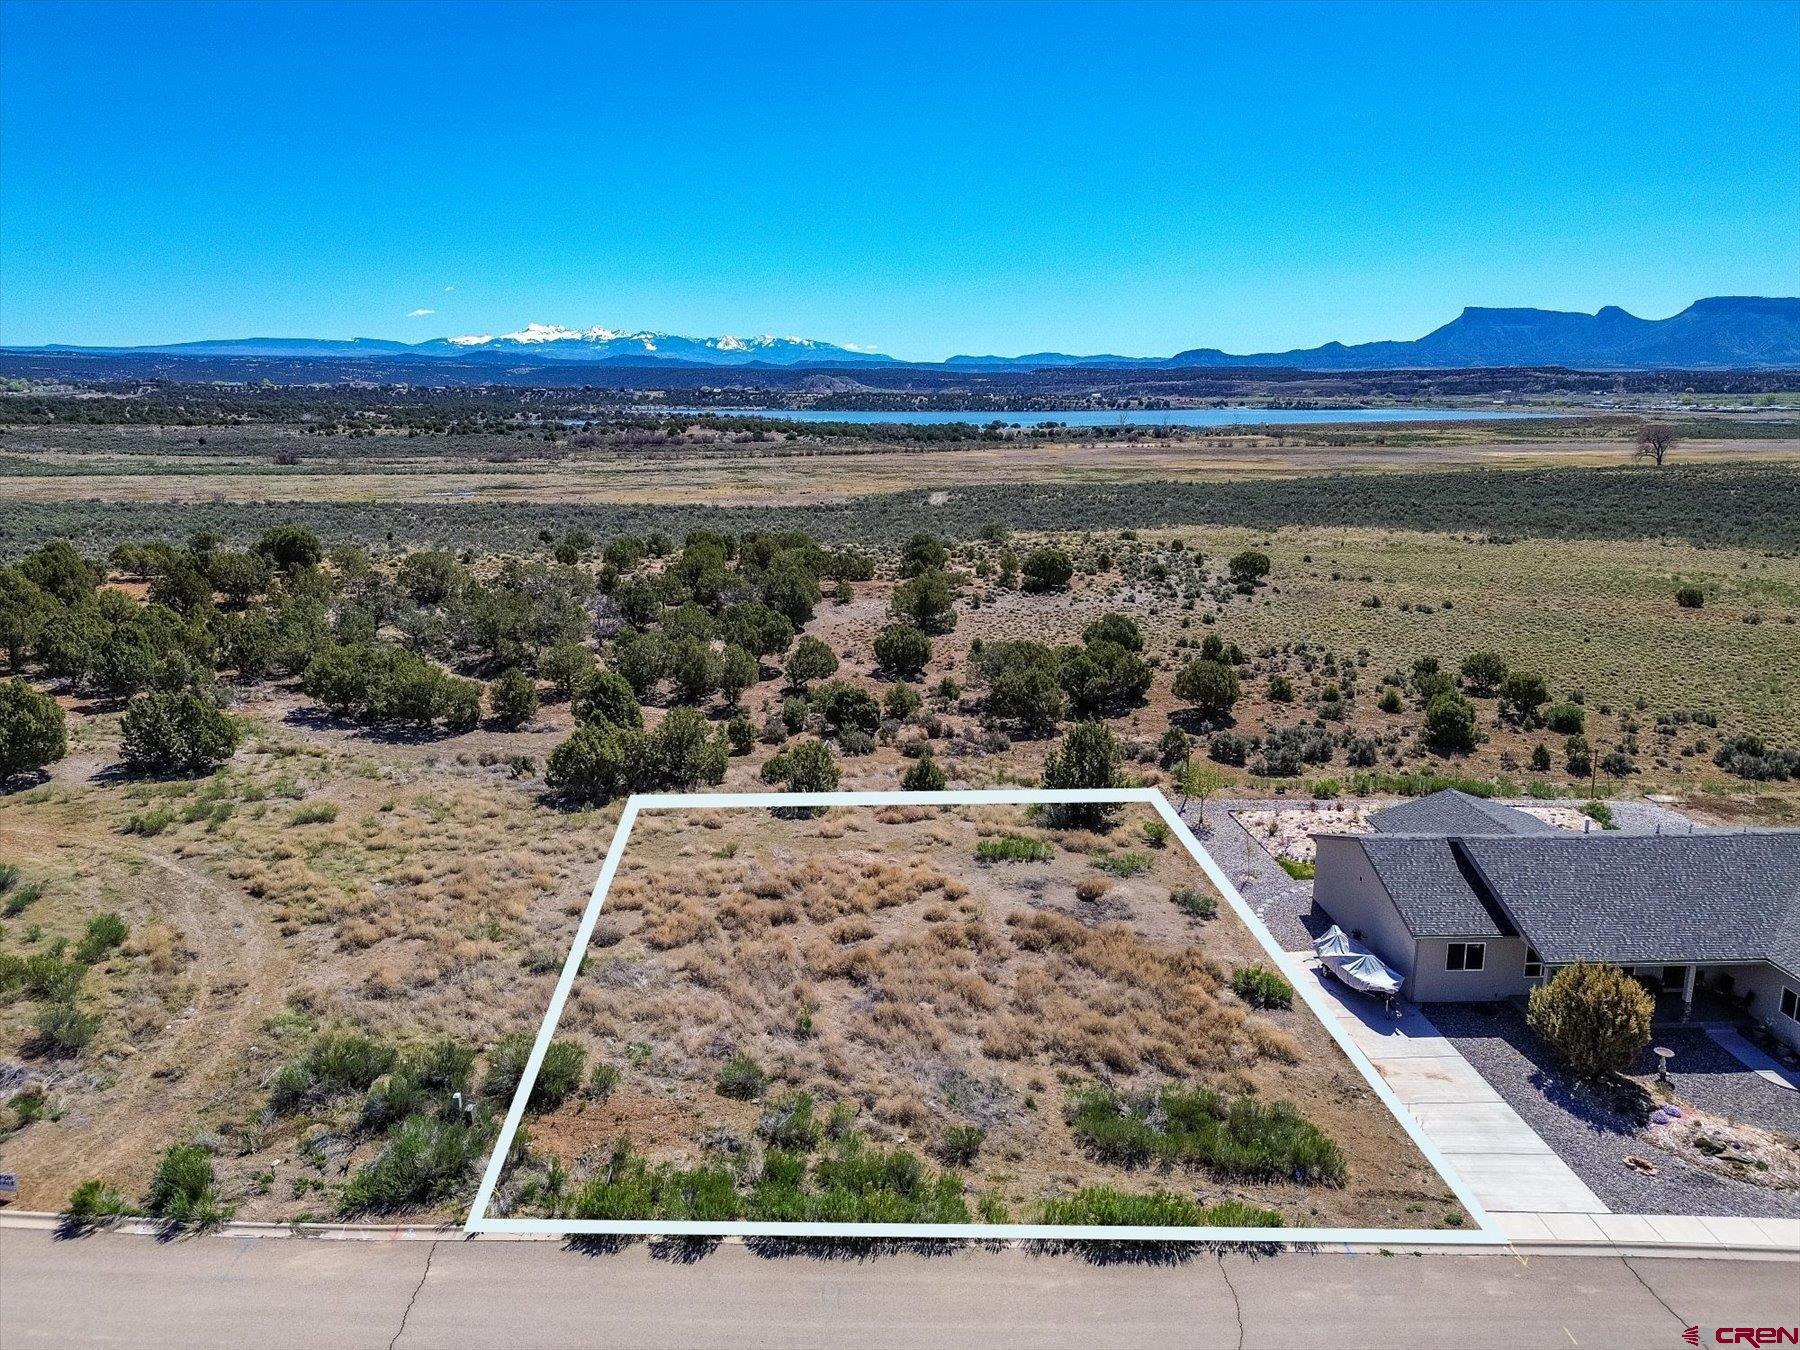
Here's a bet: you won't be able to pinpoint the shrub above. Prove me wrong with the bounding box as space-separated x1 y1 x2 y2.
1276 857 1316 881
1543 703 1585 735
481 1031 533 1104
489 668 539 729
975 833 1054 863
0 678 67 779
1230 964 1294 1009
1227 550 1271 588
1377 688 1404 714
1170 886 1217 919
1041 721 1122 829
73 912 129 964
938 1124 985 1166
811 681 882 737
540 639 596 699
1527 962 1653 1081
1565 734 1593 777
717 1052 768 1101
339 1113 488 1214
873 624 931 679
572 666 642 730
762 737 839 793
1208 730 1250 766
146 1143 230 1226
272 1029 399 1111
36 1002 100 1056
65 1179 131 1225
1037 1187 1282 1228
1422 691 1478 755
889 568 958 634
1580 800 1615 829
288 801 339 826
528 1039 587 1111
757 1091 821 1151
546 722 634 805
1675 585 1705 608
120 690 240 775
1499 671 1550 722
1095 850 1152 878
253 524 323 574
1068 1084 1344 1185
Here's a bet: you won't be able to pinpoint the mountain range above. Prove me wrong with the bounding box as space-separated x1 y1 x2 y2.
10 297 1797 371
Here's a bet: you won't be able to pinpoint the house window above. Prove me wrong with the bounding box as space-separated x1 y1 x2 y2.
1524 948 1543 979
1447 942 1486 973
1782 987 1799 1024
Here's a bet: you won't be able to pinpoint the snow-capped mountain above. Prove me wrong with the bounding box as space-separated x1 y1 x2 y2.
409 324 895 365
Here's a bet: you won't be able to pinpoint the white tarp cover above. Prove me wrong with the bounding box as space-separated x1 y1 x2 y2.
1312 926 1404 996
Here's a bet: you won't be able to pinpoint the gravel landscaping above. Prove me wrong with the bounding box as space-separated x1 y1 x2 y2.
1430 1002 1800 1220
1190 799 1329 951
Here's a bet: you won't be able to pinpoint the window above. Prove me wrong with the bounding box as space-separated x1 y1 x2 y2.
1782 987 1799 1024
1524 948 1543 979
1447 942 1486 973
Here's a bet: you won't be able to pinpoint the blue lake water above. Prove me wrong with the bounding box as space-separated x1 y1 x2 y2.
654 406 1552 429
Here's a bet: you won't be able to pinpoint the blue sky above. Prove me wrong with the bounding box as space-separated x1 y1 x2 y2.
2 0 1795 360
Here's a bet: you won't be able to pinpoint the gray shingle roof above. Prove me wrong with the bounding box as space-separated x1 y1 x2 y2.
1357 835 1516 938
1459 834 1800 975
1368 789 1557 838
1354 831 1800 976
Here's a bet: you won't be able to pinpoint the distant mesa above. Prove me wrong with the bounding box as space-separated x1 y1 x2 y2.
8 297 1798 371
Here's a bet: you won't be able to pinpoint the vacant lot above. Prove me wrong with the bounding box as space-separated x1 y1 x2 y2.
487 804 1466 1230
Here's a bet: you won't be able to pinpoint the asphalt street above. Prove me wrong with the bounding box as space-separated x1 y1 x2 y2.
3 1229 1798 1349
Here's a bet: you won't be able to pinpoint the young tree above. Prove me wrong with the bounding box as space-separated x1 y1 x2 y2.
889 569 957 634
899 533 948 578
1499 671 1550 723
1172 658 1241 721
572 666 643 729
253 525 323 575
1226 550 1271 589
902 749 947 791
1422 691 1479 754
1634 422 1677 467
1527 962 1654 1080
0 678 67 779
872 624 931 680
1459 651 1507 697
767 737 839 792
546 722 634 804
1082 613 1144 653
643 707 727 788
1176 757 1227 819
539 639 596 700
716 644 758 708
489 668 540 729
1042 721 1122 829
119 690 240 776
784 636 838 690
1020 548 1074 594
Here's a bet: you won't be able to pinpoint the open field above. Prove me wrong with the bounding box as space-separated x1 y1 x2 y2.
486 803 1465 1230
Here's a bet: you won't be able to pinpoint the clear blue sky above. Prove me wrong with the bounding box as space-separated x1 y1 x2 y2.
2 0 1796 360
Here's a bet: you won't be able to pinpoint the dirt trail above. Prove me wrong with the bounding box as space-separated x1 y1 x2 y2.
0 819 294 1207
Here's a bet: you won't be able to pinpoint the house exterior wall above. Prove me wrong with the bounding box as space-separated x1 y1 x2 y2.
1410 936 1535 1003
1310 836 1418 985
1734 961 1800 1053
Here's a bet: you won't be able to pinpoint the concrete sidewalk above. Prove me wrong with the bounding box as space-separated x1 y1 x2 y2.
1291 957 1800 1254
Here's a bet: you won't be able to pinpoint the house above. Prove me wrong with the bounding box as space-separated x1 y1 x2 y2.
1311 790 1800 1051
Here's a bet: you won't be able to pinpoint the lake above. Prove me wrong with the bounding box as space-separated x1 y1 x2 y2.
653 406 1553 429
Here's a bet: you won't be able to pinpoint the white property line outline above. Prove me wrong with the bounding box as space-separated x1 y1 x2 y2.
467 788 1502 1244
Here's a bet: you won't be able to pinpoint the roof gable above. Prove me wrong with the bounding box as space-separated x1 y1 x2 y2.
1368 789 1557 838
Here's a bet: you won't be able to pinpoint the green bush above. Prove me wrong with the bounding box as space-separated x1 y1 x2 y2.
716 1052 768 1101
532 1039 587 1112
146 1143 230 1226
0 678 67 779
1020 548 1074 593
1276 857 1316 881
1037 1187 1282 1228
120 690 240 776
339 1113 488 1214
73 912 129 964
272 1029 398 1112
873 624 932 679
1230 964 1295 1009
288 802 338 826
1171 886 1217 919
1543 703 1585 735
901 751 947 791
1095 850 1152 877
1422 691 1478 755
975 833 1053 863
1527 962 1653 1081
757 1091 822 1151
1675 584 1705 608
36 1002 100 1055
0 950 84 1001
1173 658 1241 720
938 1123 985 1166
1068 1084 1345 1185
489 668 539 729
65 1178 131 1225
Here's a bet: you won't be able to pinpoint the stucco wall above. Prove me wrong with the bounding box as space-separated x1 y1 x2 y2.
1410 936 1535 1003
1310 835 1418 984
1734 961 1800 1053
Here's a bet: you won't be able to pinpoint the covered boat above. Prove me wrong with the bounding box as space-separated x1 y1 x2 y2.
1312 925 1403 997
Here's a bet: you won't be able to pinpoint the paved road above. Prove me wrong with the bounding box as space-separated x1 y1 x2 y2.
4 1229 1798 1349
